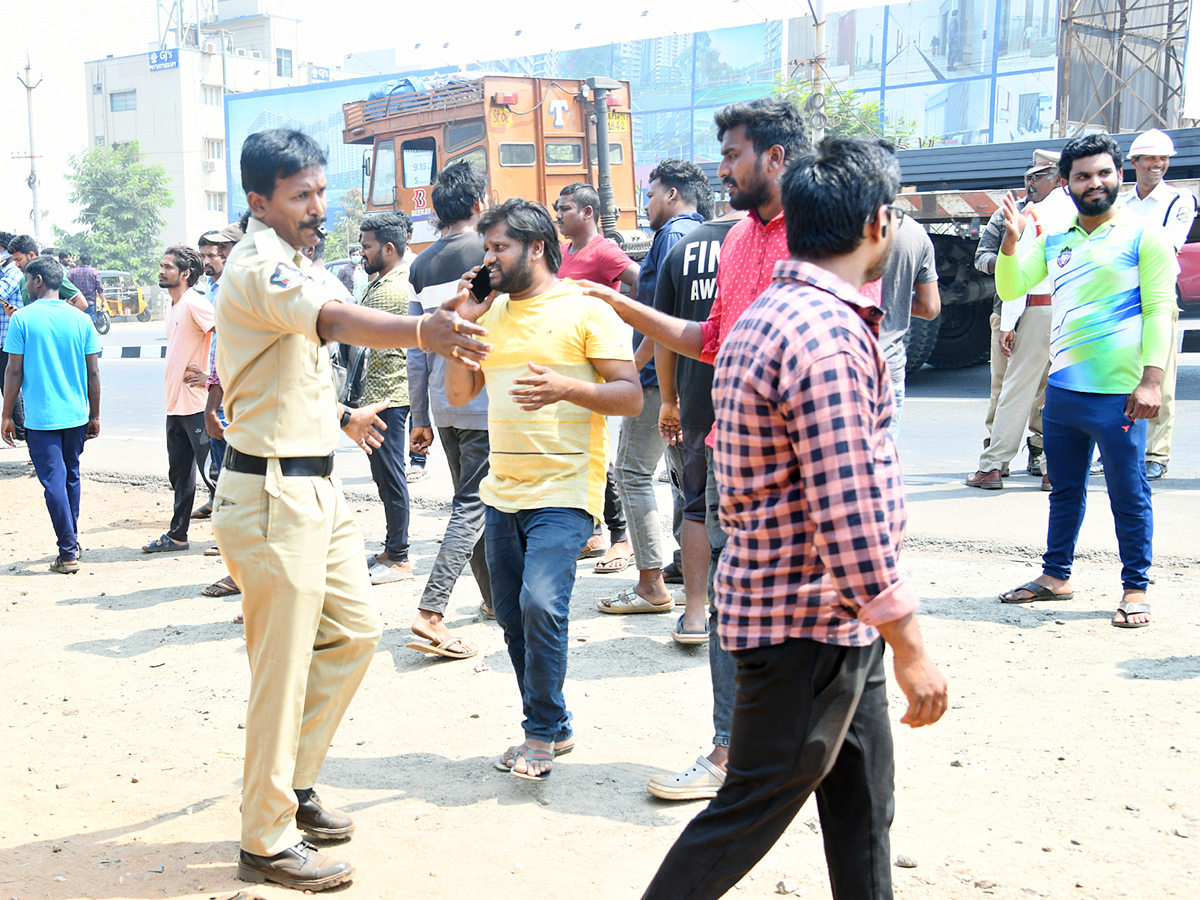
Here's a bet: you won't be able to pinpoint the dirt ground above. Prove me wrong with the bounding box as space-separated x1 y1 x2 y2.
2 453 1198 900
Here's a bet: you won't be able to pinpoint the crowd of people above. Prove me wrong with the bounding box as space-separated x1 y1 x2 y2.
0 94 1190 898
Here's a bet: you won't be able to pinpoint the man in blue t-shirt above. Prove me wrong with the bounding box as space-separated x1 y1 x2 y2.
2 257 101 574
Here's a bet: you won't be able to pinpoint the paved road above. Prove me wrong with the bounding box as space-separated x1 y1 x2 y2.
16 319 1196 563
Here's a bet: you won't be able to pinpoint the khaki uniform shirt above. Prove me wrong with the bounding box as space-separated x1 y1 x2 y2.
216 218 342 462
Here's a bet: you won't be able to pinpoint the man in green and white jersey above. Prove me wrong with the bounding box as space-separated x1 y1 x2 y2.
994 133 1175 630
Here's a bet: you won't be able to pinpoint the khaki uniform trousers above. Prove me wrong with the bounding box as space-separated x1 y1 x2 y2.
212 466 382 857
980 308 1051 472
1145 308 1179 465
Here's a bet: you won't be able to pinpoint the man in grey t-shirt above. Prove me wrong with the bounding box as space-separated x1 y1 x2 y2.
878 215 940 431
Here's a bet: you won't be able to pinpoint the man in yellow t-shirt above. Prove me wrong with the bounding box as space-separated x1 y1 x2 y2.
445 198 642 781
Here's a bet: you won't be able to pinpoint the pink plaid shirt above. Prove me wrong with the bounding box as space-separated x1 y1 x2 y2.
712 259 918 650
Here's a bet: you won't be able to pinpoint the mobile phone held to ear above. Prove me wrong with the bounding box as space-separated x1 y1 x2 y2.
471 266 492 302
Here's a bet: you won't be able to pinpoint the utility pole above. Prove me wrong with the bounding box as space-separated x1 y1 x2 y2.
15 56 43 242
810 0 827 143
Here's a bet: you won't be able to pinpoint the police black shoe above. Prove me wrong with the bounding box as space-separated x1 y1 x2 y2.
237 840 354 891
295 787 355 840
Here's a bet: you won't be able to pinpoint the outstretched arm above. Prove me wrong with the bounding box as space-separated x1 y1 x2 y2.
578 282 704 359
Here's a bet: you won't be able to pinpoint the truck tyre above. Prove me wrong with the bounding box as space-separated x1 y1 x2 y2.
928 303 991 369
904 316 940 375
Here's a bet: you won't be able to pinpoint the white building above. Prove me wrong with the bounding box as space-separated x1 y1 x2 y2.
84 0 333 247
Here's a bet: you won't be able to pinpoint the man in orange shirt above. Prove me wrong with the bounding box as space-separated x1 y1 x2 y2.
144 245 215 552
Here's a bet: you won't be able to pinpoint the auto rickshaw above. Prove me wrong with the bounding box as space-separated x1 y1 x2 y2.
97 270 149 322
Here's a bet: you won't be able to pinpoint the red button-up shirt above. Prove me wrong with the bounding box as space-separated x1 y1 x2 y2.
712 259 918 650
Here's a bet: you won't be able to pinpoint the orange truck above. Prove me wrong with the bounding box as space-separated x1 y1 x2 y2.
342 74 647 255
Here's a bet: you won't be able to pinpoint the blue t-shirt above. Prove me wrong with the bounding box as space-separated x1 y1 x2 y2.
634 211 705 388
3 298 100 430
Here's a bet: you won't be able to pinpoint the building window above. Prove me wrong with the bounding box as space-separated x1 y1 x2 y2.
110 90 137 112
205 191 226 213
205 139 224 160
276 48 293 78
202 85 223 106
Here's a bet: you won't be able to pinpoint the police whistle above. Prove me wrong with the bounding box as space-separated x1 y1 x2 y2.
314 224 329 240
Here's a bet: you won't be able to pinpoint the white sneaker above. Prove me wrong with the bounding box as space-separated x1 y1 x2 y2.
647 755 725 801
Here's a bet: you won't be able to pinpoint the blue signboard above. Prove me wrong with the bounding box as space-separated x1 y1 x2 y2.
149 48 179 71
309 65 330 82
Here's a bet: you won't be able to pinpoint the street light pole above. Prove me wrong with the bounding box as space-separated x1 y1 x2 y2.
16 56 43 242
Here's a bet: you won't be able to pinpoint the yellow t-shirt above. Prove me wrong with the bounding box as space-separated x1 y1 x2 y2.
478 279 632 520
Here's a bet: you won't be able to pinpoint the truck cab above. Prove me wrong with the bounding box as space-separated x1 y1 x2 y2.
342 75 640 253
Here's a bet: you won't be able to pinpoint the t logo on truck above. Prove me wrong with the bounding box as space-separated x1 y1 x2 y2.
548 99 570 129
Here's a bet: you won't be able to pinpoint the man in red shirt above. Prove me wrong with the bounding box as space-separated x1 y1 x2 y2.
554 182 641 567
582 97 807 797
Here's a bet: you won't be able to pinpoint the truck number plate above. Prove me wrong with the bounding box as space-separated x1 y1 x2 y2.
607 112 629 132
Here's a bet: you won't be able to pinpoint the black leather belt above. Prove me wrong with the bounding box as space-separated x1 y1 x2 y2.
224 446 334 478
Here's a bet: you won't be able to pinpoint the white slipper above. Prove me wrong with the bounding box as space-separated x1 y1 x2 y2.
368 562 413 585
647 756 726 800
596 588 674 614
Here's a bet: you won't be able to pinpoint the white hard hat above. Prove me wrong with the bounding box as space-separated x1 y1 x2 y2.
1129 129 1176 158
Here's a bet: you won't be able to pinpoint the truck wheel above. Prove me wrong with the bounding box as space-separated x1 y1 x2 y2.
903 316 940 375
928 303 991 369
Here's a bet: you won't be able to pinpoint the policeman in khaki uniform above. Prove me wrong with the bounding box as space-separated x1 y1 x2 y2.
214 129 490 892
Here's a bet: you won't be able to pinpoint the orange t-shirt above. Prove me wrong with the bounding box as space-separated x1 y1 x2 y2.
164 288 215 416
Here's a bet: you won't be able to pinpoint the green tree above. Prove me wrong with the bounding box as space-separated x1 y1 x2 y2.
322 187 367 261
53 141 173 282
774 75 920 149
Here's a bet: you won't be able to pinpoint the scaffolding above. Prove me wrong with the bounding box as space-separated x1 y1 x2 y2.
1055 0 1190 136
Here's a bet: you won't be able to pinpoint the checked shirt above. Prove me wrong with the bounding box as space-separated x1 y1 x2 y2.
712 259 919 651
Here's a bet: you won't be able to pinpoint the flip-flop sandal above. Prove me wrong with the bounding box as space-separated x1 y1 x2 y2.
204 546 222 557
493 738 575 771
369 562 413 584
190 502 213 520
406 637 478 659
511 744 554 781
578 536 608 560
594 552 634 574
670 614 709 645
202 576 241 598
999 581 1074 603
50 557 79 575
143 534 188 553
406 467 428 483
597 588 674 614
1112 600 1151 629
479 601 496 620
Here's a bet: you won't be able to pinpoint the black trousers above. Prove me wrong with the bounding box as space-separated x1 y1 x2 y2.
165 412 213 542
0 350 26 439
642 638 894 900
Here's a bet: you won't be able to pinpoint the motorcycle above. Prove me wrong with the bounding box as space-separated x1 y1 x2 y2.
92 307 111 335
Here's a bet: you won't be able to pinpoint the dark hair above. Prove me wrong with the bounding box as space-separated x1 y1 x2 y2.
714 97 810 162
78 252 92 266
163 244 203 287
781 137 900 259
25 255 63 292
432 161 488 226
1058 132 1123 180
558 182 601 216
240 128 327 199
648 158 713 218
311 237 326 263
57 250 71 262
360 210 412 256
8 235 38 256
477 198 562 273
237 209 252 232
0 232 13 251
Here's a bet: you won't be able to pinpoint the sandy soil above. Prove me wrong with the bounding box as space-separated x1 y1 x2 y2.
2 454 1198 900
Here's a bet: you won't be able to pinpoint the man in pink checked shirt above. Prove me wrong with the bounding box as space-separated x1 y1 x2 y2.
600 136 949 900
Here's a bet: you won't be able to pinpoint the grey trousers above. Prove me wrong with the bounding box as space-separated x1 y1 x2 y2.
418 427 491 615
615 386 668 571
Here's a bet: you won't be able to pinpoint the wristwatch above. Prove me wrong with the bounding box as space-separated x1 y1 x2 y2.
339 407 353 429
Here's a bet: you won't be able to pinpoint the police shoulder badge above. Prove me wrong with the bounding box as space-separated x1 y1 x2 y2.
270 263 303 289
1056 246 1072 268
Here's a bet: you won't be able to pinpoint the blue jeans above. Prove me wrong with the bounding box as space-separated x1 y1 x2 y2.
208 406 227 485
27 425 88 561
366 405 411 561
1042 385 1153 590
485 505 594 742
